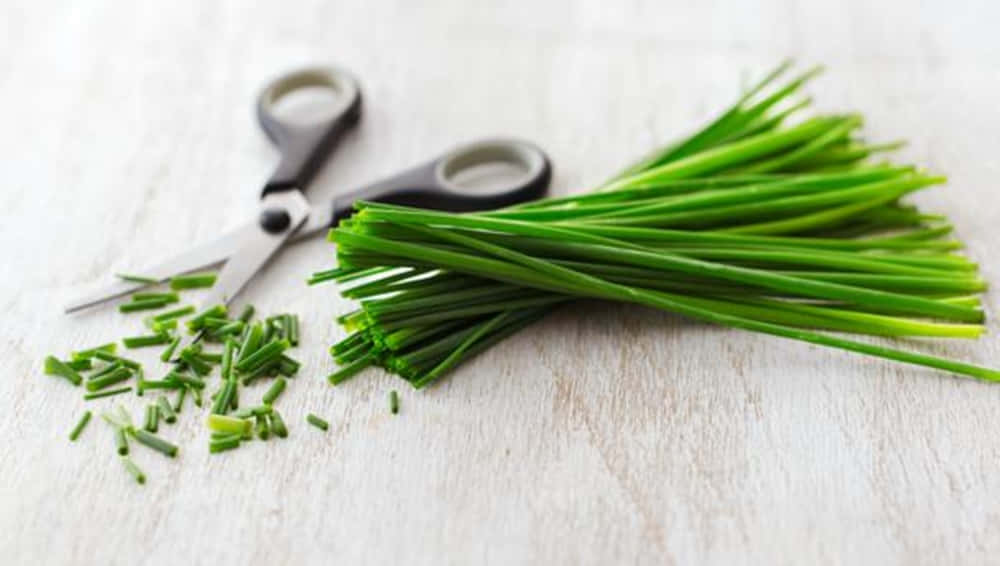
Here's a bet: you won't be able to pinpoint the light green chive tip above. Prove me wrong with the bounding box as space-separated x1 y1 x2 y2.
68 411 92 441
121 456 146 484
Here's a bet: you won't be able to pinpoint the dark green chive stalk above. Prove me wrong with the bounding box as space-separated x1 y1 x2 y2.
313 62 997 388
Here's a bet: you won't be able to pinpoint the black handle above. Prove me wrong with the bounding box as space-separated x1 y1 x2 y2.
256 67 362 196
330 139 551 224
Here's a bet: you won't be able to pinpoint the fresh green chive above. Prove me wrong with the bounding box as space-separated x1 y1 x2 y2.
150 319 178 334
306 413 329 431
71 342 117 361
83 386 132 401
120 455 146 484
269 410 289 438
131 429 179 458
186 304 227 332
132 292 179 303
236 323 264 366
93 350 141 369
173 388 187 413
119 297 172 312
144 404 159 433
261 377 287 405
65 358 93 371
235 339 290 373
122 333 171 348
44 356 83 386
255 414 270 440
170 272 217 290
116 273 159 284
209 436 241 453
180 348 212 376
86 367 132 391
160 336 181 362
238 304 256 322
389 390 400 414
151 305 196 324
68 411 92 441
115 427 129 455
206 414 251 435
154 396 176 424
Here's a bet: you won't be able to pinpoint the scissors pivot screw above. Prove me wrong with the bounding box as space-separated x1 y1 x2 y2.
260 208 291 233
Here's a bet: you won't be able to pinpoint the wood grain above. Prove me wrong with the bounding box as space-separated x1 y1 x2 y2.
2 1 999 564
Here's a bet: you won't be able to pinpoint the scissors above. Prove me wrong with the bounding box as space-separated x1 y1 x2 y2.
65 66 552 342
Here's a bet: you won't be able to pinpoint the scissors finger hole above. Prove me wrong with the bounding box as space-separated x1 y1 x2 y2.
261 69 356 127
437 141 545 196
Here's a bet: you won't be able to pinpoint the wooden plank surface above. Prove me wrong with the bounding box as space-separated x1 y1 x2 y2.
2 1 999 564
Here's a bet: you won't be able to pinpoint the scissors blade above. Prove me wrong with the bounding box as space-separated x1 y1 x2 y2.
63 223 259 313
197 190 311 312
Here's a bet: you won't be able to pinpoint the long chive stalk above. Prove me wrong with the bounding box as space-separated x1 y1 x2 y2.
314 62 998 388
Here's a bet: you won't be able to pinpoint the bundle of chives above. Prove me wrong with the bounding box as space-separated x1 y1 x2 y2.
314 61 997 388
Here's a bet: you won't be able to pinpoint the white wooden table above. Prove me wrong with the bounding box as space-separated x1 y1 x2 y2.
3 1 1000 564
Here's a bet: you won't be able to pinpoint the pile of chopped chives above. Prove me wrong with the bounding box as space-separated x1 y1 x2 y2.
313 61 999 388
46 273 309 484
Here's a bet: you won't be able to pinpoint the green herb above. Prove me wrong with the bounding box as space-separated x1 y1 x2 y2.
209 435 241 454
144 404 159 433
235 323 264 366
150 319 178 334
311 62 1000 387
151 305 196 324
306 413 328 431
186 304 227 332
120 456 146 484
269 410 288 438
122 333 171 349
132 292 179 303
65 358 93 371
238 304 256 322
117 273 159 284
160 336 181 362
170 272 217 290
255 414 270 440
179 348 212 376
389 390 399 414
83 386 132 401
119 297 172 312
93 350 141 369
235 339 290 373
68 411 92 441
211 381 235 415
115 427 129 455
131 429 178 458
173 388 187 413
44 356 82 386
151 396 175 424
261 377 286 405
71 343 117 361
206 414 251 435
86 367 132 391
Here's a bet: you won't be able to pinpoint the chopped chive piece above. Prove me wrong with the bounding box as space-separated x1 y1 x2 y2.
65 358 93 371
71 342 117 360
116 404 135 429
156 395 177 424
235 339 290 373
86 367 132 391
150 319 178 334
221 339 236 382
170 272 217 290
211 381 235 415
173 388 187 413
119 297 172 313
84 386 132 401
115 427 129 455
262 377 287 405
210 321 245 338
180 349 212 376
236 323 264 366
238 304 255 322
88 361 122 380
288 314 300 346
186 304 227 332
389 390 400 414
120 455 146 484
117 273 159 284
151 305 196 324
269 410 288 438
190 385 203 407
136 378 183 393
209 436 241 453
132 292 179 303
160 336 181 362
255 414 270 440
68 411 92 441
131 429 179 458
195 352 223 364
93 350 141 369
122 333 171 349
210 432 243 441
44 356 83 386
144 404 159 433
165 372 206 389
306 413 329 431
206 414 252 435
